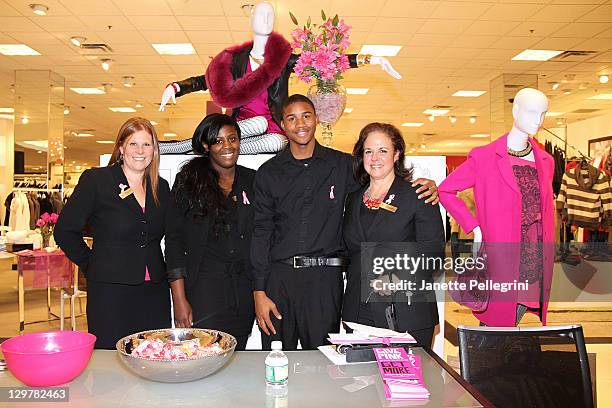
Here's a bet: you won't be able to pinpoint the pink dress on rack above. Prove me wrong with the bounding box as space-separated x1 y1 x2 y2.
234 61 283 135
510 156 542 309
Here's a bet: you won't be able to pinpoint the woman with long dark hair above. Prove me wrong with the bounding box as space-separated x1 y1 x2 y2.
165 113 255 350
342 123 445 347
54 117 171 349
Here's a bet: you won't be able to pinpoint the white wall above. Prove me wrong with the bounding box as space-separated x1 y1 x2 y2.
566 112 612 157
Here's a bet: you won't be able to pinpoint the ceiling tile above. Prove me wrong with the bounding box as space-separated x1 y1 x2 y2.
578 5 612 22
7 32 64 45
528 4 600 22
418 19 472 35
575 38 612 51
78 15 137 31
450 35 499 48
186 31 234 44
29 16 86 32
380 1 440 19
161 55 203 66
113 0 173 16
430 2 493 20
0 1 21 16
437 47 483 60
167 0 224 16
408 34 456 48
330 0 385 17
176 16 229 31
0 17 44 32
226 16 251 32
490 36 543 50
128 16 182 31
464 20 520 36
141 30 190 43
372 18 426 34
59 0 122 16
533 37 587 50
5 0 72 16
479 3 546 21
553 22 611 38
507 21 568 37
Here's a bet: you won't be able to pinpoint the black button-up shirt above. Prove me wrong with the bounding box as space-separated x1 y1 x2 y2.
251 142 360 290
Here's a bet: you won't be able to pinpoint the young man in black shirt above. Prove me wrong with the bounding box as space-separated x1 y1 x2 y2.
251 94 438 350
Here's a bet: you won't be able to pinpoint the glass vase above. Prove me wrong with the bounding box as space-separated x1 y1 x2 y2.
307 80 347 147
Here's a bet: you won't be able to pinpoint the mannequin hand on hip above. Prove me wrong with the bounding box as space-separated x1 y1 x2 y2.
159 84 178 111
371 56 402 80
472 226 483 259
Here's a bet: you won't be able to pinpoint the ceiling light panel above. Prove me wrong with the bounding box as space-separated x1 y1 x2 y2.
152 43 196 55
587 94 612 100
452 90 486 97
109 107 137 112
423 109 450 116
401 122 424 127
346 88 369 95
359 45 403 57
70 88 105 94
511 49 563 61
0 44 41 56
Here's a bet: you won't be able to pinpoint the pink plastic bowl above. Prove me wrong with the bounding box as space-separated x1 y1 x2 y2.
1 331 96 387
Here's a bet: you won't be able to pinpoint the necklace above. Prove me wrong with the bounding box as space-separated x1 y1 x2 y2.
362 188 387 210
507 143 532 157
249 53 264 65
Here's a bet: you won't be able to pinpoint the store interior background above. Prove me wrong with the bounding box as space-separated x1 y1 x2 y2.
0 0 610 404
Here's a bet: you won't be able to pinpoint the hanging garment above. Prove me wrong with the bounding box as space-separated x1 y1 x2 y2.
557 162 612 228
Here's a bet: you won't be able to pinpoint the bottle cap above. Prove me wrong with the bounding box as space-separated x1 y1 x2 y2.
271 341 283 351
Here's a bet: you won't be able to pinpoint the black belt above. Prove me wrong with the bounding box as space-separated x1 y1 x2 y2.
278 256 348 269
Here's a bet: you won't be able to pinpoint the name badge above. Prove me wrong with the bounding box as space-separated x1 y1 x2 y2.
119 188 134 199
379 202 397 213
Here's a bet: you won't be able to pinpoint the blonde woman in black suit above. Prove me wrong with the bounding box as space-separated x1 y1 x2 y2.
54 117 171 349
342 123 445 348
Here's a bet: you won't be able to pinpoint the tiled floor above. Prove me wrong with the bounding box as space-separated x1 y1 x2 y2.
1 255 610 406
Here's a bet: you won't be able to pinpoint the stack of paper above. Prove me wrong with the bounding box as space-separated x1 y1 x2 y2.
373 347 430 400
328 322 417 345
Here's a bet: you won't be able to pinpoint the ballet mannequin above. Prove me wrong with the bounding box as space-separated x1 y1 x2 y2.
158 1 401 155
439 88 554 327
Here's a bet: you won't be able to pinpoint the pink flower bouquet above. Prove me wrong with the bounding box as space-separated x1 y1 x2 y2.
36 212 59 248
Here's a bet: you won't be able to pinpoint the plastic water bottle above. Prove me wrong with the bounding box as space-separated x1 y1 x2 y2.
265 341 288 388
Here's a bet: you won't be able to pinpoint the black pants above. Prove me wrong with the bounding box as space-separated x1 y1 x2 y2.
261 263 343 351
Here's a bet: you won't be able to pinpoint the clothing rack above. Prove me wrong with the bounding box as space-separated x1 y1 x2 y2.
541 127 592 161
12 188 61 193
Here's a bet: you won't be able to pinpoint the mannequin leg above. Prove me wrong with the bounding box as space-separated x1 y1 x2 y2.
239 133 287 154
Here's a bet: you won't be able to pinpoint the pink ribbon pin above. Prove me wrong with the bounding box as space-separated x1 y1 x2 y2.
242 191 250 205
329 185 335 200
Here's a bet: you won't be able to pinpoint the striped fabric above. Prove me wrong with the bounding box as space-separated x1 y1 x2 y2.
557 164 612 228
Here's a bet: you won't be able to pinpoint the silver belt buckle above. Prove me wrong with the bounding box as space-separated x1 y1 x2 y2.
293 256 307 268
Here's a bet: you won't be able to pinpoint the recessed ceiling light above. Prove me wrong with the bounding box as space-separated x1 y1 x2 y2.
452 90 486 97
70 87 105 94
599 74 609 84
359 45 402 57
134 103 144 108
551 82 560 90
29 4 48 16
123 76 136 87
70 36 86 47
21 116 29 125
0 44 41 56
95 140 114 144
578 82 588 90
109 107 137 113
100 59 113 71
546 111 563 117
150 121 158 125
470 133 490 138
469 116 477 124
102 83 113 92
163 132 178 137
344 108 353 113
587 93 612 100
75 132 94 137
63 106 70 115
511 49 563 61
423 108 449 116
0 107 14 113
36 150 42 154
563 89 572 95
152 43 196 55
556 118 565 126
428 115 435 123
449 116 457 124
346 88 369 95
401 122 424 127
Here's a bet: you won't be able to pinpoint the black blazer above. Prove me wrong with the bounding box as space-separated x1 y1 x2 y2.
342 177 445 332
165 165 256 287
54 163 171 284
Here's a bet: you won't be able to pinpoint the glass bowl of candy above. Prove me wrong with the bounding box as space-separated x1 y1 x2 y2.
115 328 236 383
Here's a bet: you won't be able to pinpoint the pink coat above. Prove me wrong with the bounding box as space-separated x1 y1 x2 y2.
439 134 555 326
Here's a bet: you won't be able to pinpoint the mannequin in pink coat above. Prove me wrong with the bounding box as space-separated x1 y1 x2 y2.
440 88 555 327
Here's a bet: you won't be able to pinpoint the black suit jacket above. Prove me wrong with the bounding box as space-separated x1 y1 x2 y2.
342 177 445 332
165 165 256 288
54 163 171 284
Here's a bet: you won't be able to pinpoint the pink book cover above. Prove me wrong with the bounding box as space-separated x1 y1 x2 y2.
373 348 430 400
